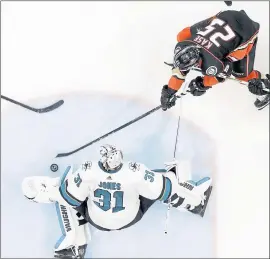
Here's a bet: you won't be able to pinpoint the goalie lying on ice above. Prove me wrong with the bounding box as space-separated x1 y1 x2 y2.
22 144 212 258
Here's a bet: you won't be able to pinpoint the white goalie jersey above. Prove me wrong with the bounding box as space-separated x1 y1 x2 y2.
51 161 178 230
21 145 212 257
47 160 209 231
22 160 211 234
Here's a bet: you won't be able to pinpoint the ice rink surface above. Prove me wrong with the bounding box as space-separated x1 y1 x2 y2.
2 93 215 258
1 1 269 258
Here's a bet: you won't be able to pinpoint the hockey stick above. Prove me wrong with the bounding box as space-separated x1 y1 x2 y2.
164 62 248 85
164 100 183 234
164 68 213 233
56 105 163 158
164 69 196 234
190 68 270 110
56 84 193 158
1 95 64 113
166 63 269 110
164 99 182 234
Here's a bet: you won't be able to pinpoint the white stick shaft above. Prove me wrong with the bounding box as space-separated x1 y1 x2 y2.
190 66 249 86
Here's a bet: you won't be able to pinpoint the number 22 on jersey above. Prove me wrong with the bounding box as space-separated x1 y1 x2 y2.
94 189 125 213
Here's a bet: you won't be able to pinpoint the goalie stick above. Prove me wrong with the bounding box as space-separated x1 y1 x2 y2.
1 95 64 113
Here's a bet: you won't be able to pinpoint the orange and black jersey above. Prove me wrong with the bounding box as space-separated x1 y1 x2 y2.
169 10 260 90
189 10 259 62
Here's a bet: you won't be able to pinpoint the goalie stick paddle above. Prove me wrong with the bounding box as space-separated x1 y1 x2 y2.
56 105 163 158
1 95 64 113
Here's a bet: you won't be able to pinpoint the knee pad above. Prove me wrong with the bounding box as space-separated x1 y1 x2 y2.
54 203 91 252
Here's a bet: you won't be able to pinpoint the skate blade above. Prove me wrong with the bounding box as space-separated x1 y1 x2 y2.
199 186 213 218
255 94 269 110
258 101 269 110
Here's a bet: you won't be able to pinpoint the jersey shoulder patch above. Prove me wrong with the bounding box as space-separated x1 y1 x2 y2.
80 161 93 171
128 161 141 172
73 161 93 180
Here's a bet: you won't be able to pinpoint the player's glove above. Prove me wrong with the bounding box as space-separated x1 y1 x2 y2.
248 74 270 95
160 85 177 111
188 76 211 96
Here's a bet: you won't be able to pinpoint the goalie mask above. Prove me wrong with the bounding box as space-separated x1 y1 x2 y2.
173 43 201 71
100 144 123 171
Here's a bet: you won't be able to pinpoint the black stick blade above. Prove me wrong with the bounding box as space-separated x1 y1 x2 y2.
1 95 64 113
37 100 64 113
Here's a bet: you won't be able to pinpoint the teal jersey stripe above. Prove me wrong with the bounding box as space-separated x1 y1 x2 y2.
152 168 167 173
60 166 72 184
60 180 81 207
160 177 172 201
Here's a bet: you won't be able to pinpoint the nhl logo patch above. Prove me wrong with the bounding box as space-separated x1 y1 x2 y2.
206 66 217 76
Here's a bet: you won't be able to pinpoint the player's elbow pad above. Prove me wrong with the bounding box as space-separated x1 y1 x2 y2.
177 27 192 42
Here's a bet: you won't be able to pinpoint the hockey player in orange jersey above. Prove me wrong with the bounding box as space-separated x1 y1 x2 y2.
160 9 269 111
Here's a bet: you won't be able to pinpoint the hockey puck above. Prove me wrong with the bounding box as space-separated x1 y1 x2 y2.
50 163 59 172
224 1 232 6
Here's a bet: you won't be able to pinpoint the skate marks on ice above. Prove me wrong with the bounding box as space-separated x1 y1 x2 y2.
1 92 217 258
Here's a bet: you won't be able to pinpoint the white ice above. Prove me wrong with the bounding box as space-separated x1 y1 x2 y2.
1 1 269 258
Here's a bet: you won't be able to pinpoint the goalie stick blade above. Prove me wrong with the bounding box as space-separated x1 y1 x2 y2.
36 100 64 113
199 186 213 218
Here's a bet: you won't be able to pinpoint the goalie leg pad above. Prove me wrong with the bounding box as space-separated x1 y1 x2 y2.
54 202 77 251
54 166 91 255
54 203 90 257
